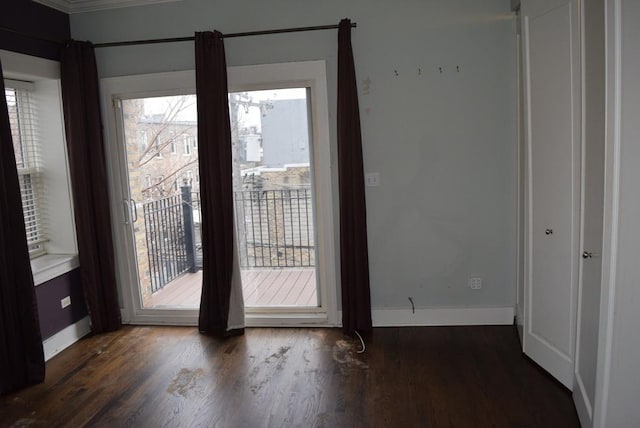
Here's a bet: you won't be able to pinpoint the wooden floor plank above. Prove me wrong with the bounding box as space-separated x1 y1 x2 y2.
265 269 294 305
298 270 318 306
0 326 580 427
245 270 274 306
150 268 318 308
249 270 283 306
240 270 260 301
281 269 305 305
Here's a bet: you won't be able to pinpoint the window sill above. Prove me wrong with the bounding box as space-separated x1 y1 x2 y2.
31 254 79 286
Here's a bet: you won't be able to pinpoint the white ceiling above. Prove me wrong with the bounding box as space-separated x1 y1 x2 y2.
33 0 181 14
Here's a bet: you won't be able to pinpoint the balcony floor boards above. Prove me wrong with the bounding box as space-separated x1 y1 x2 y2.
0 326 580 427
149 268 317 308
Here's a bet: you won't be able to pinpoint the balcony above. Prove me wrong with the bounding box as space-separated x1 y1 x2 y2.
137 186 317 308
149 268 317 308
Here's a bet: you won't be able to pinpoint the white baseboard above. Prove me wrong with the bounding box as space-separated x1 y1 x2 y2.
573 373 593 428
43 316 91 361
371 307 515 327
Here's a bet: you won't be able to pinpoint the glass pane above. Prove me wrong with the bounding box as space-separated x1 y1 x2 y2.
5 88 26 170
119 89 319 310
121 95 201 309
230 88 318 308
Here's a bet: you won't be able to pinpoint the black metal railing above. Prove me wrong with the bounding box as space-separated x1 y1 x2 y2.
232 188 315 268
143 186 315 293
143 190 194 293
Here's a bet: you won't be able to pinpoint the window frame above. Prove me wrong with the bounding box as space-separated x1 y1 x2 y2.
1 49 79 284
183 134 191 156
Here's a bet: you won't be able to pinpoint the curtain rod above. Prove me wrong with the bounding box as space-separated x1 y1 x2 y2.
93 23 356 48
0 26 65 46
0 22 356 50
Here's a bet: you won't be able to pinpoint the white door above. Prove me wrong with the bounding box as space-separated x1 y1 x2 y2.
522 0 581 389
574 0 606 422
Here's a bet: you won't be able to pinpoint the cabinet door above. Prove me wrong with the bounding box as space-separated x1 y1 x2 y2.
522 0 581 389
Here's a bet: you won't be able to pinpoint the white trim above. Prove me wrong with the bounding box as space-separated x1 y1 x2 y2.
515 16 526 347
574 372 593 426
32 254 79 286
0 50 59 81
43 316 91 361
120 308 515 328
369 307 514 327
573 0 597 422
593 0 622 426
522 14 532 356
33 0 181 14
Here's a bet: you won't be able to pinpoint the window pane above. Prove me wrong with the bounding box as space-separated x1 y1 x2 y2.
229 87 317 307
6 85 45 254
5 88 26 168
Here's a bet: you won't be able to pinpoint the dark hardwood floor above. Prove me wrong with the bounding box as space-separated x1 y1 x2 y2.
0 326 579 427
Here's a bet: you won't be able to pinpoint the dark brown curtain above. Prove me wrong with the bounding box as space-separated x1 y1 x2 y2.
195 31 243 337
61 41 121 333
0 59 45 394
337 18 372 333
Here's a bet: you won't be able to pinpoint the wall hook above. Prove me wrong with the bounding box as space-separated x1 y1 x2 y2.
456 65 460 72
438 67 443 74
418 68 422 75
394 70 399 76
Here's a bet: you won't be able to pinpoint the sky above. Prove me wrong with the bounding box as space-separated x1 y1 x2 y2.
140 87 306 132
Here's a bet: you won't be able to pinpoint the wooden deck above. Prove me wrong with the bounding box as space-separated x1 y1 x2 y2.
149 268 317 308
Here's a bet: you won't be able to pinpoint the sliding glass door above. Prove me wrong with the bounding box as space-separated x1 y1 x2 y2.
102 61 337 325
229 88 318 309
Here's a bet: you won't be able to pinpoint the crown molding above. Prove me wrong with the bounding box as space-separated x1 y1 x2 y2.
33 0 181 14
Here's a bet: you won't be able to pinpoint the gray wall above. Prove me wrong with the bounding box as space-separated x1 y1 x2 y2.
71 0 517 310
604 1 640 425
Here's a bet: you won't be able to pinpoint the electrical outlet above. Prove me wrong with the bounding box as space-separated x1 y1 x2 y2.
61 296 71 309
468 277 482 290
365 172 380 187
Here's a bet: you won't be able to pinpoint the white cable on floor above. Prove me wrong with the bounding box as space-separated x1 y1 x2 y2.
354 330 366 354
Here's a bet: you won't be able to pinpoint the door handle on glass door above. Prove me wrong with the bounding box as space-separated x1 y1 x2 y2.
130 199 138 223
123 200 131 225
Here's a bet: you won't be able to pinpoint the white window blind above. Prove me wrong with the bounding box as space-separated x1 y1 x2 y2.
5 80 47 256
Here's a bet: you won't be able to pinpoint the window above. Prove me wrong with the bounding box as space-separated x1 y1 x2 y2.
170 140 176 154
6 82 45 256
139 130 148 151
183 135 191 155
155 138 163 159
2 49 79 284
